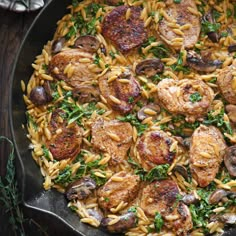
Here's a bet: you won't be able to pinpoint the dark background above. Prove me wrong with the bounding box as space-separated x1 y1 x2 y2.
0 6 49 236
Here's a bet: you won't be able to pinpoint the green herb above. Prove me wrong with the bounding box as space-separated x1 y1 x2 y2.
69 205 78 212
118 114 148 136
54 166 72 184
140 37 169 58
145 164 170 182
234 4 236 19
109 51 116 59
221 31 229 37
174 0 181 3
149 74 164 83
128 97 134 103
94 54 101 66
208 77 217 83
128 206 137 214
0 137 25 235
154 212 164 233
203 109 233 135
42 63 48 71
26 112 38 131
171 52 190 74
42 145 50 161
226 8 232 18
104 197 109 202
90 171 107 186
201 21 221 35
72 0 80 7
189 92 202 103
212 9 221 20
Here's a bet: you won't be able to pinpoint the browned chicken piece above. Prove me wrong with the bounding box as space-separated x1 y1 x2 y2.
102 5 147 53
140 180 192 235
157 78 214 122
47 123 83 161
46 109 83 161
98 171 140 211
48 49 99 87
98 67 141 114
158 0 200 49
91 119 133 164
136 130 177 171
190 125 227 187
217 63 236 104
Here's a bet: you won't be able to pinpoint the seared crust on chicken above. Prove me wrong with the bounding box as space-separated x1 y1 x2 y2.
136 130 176 171
157 78 214 122
140 180 192 235
190 125 227 187
217 63 236 104
99 67 141 114
102 5 147 53
98 171 140 211
49 49 99 87
158 0 200 49
91 119 133 164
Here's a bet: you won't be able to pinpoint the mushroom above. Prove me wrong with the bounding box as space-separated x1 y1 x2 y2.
208 189 229 204
224 146 236 177
181 193 199 205
186 50 222 73
137 104 161 121
173 165 189 181
87 208 104 223
202 11 219 43
220 213 236 224
72 85 100 103
226 104 236 123
74 35 100 53
65 177 96 201
101 212 136 233
228 44 236 53
135 58 164 77
29 85 52 106
51 37 66 54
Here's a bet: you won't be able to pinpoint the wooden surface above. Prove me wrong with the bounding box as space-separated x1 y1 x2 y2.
0 7 44 236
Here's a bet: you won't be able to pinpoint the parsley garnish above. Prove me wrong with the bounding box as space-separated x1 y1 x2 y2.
189 92 202 103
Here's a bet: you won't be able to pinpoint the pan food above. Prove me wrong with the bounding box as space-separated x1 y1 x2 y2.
22 0 236 235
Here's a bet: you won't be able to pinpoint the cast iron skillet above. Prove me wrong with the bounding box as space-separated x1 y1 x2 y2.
9 0 236 235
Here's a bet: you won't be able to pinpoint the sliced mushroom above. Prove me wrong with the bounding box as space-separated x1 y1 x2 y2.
72 85 100 103
226 104 236 123
137 103 161 121
224 146 236 177
87 208 104 223
29 86 52 106
101 212 136 233
51 37 66 54
202 11 219 43
208 189 229 204
43 81 53 101
74 35 100 53
135 58 164 77
65 177 96 201
187 50 222 73
228 44 236 53
181 193 199 205
173 165 189 181
220 213 236 224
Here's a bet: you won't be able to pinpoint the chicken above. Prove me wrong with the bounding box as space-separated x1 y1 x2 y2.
157 78 214 122
136 130 177 171
190 125 227 187
102 5 147 53
48 49 99 87
91 119 133 164
98 67 141 114
47 110 83 161
217 62 236 104
98 171 140 211
158 0 200 49
140 179 192 235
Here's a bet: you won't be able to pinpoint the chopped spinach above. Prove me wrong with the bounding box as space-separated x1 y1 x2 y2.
154 212 164 233
201 21 221 35
145 164 170 182
171 52 190 74
189 92 202 103
42 144 50 161
54 166 72 184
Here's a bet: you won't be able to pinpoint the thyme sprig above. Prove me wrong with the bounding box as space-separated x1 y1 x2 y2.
0 136 25 236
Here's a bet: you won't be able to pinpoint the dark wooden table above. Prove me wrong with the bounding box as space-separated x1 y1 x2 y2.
0 6 49 236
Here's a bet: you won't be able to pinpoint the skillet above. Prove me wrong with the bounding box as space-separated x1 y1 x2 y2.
9 0 236 235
